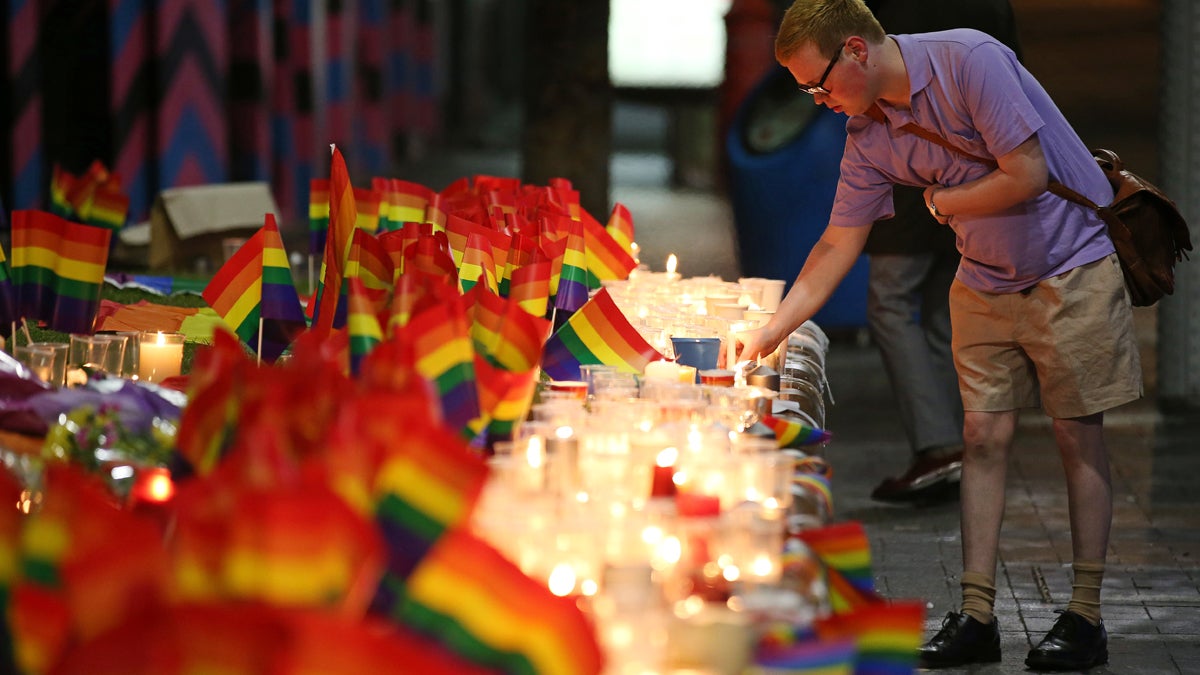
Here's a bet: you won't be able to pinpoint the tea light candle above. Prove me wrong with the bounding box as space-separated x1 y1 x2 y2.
644 360 682 382
137 331 184 383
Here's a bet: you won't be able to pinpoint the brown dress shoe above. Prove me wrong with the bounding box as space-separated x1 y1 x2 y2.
870 449 963 503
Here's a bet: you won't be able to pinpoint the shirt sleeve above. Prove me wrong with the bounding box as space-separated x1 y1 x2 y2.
957 41 1043 158
829 127 896 229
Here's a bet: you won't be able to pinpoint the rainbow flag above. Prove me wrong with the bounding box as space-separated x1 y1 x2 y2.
445 213 511 273
355 186 383 233
404 233 458 284
390 527 604 675
49 165 77 217
754 637 857 675
794 522 879 612
581 209 636 288
509 260 551 318
348 278 384 376
605 203 635 255
763 413 833 448
9 210 112 334
78 187 130 232
402 300 480 434
312 146 358 332
541 287 664 381
424 192 448 230
203 215 307 361
465 284 549 372
388 179 434 225
347 228 394 315
370 423 489 579
0 243 16 332
499 232 538 296
551 217 589 315
458 233 498 295
471 355 539 439
203 227 265 343
816 602 925 675
309 178 331 257
258 214 309 361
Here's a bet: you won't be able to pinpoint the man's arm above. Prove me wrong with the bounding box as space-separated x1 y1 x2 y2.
923 133 1048 222
735 223 872 361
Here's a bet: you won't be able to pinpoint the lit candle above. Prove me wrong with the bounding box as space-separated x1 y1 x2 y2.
665 253 681 282
137 331 184 383
644 360 682 382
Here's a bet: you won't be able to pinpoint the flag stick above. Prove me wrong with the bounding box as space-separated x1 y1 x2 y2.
20 318 33 345
308 254 315 295
256 316 264 366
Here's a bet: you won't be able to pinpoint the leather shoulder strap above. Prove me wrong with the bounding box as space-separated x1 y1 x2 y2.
864 106 1097 212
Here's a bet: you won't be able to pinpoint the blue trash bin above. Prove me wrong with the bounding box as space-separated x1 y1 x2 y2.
726 66 868 329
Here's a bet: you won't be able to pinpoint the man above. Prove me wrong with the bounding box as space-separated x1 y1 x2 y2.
735 0 1141 670
860 0 1023 505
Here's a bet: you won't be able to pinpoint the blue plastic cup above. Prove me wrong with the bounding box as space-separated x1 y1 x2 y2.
670 337 722 381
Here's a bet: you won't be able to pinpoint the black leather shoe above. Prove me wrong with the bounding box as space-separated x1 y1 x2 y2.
917 611 1001 668
1025 610 1108 671
870 449 963 504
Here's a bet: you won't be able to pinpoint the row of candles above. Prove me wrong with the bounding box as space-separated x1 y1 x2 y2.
9 330 185 387
472 257 835 674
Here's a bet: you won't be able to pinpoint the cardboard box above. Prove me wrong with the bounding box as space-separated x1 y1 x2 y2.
148 182 279 272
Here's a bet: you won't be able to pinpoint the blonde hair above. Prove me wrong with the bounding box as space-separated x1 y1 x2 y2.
775 0 886 62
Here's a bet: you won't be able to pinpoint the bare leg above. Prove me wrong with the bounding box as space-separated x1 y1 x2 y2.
1052 413 1112 563
960 410 1017 576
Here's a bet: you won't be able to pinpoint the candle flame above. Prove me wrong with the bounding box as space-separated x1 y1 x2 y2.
666 253 677 274
525 435 544 468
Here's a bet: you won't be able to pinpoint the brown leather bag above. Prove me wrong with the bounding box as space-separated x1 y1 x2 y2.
867 105 1194 306
1048 150 1192 306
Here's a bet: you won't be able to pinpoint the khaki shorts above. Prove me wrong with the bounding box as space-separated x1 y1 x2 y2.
950 253 1143 419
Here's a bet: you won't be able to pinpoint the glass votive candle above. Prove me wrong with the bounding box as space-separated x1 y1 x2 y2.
92 334 129 377
27 342 68 387
137 331 185 383
13 344 58 384
68 333 113 371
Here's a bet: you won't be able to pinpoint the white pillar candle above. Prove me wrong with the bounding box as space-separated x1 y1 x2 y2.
137 331 184 383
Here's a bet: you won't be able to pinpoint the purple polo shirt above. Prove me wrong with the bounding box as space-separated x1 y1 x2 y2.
831 29 1114 292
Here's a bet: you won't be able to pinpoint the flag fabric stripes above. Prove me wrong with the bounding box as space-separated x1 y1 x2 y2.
541 288 664 382
370 423 489 579
815 601 925 675
471 356 539 440
203 229 265 344
309 178 331 257
401 301 480 434
581 210 636 287
458 233 498 295
605 203 635 255
258 214 309 361
753 637 857 674
0 242 17 332
348 278 384 376
354 186 383 233
509 261 551 318
395 527 604 675
551 217 589 315
347 228 394 315
793 522 879 612
313 146 357 333
9 210 112 334
388 179 434 225
763 413 833 448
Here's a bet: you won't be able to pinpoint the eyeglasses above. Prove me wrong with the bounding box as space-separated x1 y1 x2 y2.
798 42 845 95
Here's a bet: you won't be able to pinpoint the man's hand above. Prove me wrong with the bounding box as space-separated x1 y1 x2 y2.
733 324 780 364
924 185 950 224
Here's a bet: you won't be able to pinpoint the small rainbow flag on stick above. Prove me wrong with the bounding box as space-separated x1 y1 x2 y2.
393 527 604 675
541 287 664 381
